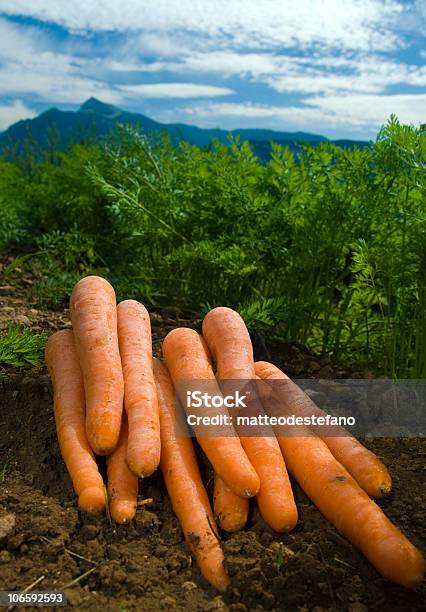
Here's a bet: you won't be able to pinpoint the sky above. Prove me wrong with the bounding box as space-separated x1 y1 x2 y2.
0 0 424 139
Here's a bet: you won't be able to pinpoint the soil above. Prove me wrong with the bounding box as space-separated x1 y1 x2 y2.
0 274 424 611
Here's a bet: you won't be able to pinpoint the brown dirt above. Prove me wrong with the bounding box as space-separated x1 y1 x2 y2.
0 280 424 611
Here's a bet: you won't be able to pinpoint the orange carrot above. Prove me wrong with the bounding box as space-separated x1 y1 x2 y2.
45 330 105 513
70 276 124 455
244 434 298 532
203 308 297 532
202 307 254 379
154 359 229 592
162 327 259 498
117 300 160 477
259 388 425 587
255 361 392 498
106 414 138 524
213 473 249 532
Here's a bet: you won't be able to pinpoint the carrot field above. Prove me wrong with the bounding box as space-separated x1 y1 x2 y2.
1 117 425 378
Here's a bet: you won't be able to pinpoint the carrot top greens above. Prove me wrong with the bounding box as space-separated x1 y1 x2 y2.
1 116 424 377
0 325 48 368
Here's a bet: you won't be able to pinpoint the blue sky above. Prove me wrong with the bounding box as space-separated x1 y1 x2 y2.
0 0 424 139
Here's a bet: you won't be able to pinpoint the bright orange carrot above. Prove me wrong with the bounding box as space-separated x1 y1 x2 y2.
202 307 254 379
45 330 105 513
107 414 138 524
213 473 249 532
255 361 392 498
162 327 259 498
203 308 297 532
70 276 124 455
243 434 298 532
258 385 425 587
117 300 160 477
154 359 230 592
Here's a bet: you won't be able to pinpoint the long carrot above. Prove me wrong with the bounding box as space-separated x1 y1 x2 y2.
203 307 297 532
45 330 105 513
202 307 254 379
255 361 392 498
70 276 124 455
154 359 230 592
117 300 160 477
261 390 425 587
107 414 138 524
213 473 249 532
245 434 298 532
162 327 259 498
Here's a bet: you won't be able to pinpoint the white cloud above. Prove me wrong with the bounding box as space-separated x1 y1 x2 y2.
126 49 426 97
0 18 121 103
0 99 36 130
308 93 426 128
0 2 424 137
264 56 426 94
119 82 234 99
180 94 426 134
0 1 405 52
138 32 188 58
106 60 168 73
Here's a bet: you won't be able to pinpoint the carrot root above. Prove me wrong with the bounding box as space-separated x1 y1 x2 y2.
155 358 230 592
214 474 249 532
107 415 138 524
117 299 160 478
45 329 105 514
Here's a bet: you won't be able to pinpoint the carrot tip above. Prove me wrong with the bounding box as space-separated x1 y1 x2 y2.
125 460 155 479
110 502 137 524
89 435 119 456
78 487 106 514
242 488 258 498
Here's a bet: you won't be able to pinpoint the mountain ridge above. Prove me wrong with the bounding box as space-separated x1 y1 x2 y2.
0 97 369 159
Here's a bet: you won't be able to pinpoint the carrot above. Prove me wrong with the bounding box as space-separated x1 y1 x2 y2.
70 276 124 455
203 308 297 532
243 434 298 532
260 390 425 587
213 473 249 532
162 327 259 498
154 358 230 592
106 414 138 524
255 361 392 498
204 330 249 532
117 300 160 477
45 330 105 513
202 307 254 379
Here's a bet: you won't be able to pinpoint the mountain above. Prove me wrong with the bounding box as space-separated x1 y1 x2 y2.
0 97 368 160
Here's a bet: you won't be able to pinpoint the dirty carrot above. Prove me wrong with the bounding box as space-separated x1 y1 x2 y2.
255 361 392 498
45 330 105 513
107 414 138 524
117 300 160 477
154 358 230 592
203 308 297 532
70 276 124 455
162 327 259 498
260 390 425 587
213 473 249 532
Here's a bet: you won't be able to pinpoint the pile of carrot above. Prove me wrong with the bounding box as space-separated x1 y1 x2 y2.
45 275 425 593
